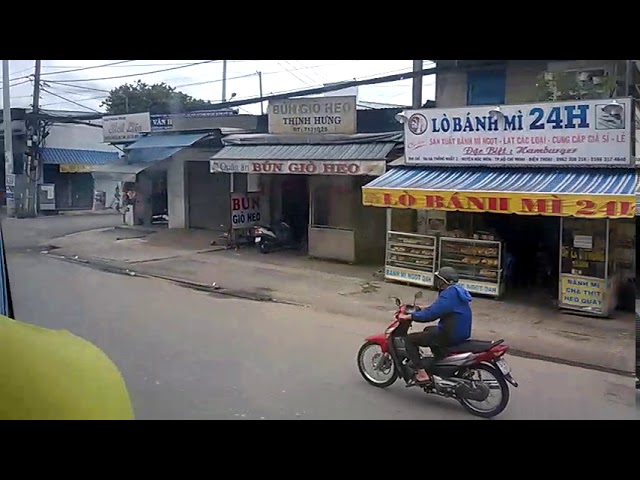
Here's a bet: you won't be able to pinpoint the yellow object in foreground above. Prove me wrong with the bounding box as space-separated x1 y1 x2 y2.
0 315 134 420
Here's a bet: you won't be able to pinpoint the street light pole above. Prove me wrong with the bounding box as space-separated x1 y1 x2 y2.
412 60 423 109
222 60 227 102
2 60 15 217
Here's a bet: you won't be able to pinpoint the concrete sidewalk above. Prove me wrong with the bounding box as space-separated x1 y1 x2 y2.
43 227 635 374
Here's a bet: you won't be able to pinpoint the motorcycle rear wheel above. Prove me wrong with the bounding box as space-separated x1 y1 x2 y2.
259 241 271 254
458 363 510 419
357 341 398 388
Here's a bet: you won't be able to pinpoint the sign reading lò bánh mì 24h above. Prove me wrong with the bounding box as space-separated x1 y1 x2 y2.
268 96 357 135
402 98 633 167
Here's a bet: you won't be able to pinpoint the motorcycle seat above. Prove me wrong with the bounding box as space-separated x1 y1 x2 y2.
442 339 503 354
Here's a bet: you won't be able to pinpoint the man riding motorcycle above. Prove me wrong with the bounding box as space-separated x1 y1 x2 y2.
397 266 473 385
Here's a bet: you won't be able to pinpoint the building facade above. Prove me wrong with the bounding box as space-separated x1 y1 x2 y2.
362 60 638 317
210 96 404 264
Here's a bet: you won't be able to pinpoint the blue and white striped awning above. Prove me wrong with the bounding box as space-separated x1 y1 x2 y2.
636 172 640 216
362 167 636 218
364 167 636 195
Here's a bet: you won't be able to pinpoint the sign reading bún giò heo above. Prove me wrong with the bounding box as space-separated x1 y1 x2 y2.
268 96 357 135
211 159 385 176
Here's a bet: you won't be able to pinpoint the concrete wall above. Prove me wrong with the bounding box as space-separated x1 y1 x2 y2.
435 60 621 107
94 178 121 210
44 121 119 153
166 148 220 229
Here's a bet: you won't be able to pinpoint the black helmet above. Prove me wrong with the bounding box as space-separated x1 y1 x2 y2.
436 266 459 284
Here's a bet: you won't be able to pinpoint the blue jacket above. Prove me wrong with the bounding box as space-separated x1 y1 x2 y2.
411 284 473 344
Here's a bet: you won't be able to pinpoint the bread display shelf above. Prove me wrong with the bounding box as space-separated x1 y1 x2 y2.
438 237 504 298
385 231 437 287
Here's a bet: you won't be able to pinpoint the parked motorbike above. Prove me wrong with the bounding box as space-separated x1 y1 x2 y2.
252 221 296 254
357 290 518 418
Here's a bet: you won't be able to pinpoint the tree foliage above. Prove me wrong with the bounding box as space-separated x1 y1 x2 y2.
534 71 617 101
101 80 214 115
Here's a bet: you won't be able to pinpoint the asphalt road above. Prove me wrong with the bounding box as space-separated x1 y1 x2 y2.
1 213 121 251
6 249 636 420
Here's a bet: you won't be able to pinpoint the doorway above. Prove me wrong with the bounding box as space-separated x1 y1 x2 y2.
481 213 560 302
281 175 309 245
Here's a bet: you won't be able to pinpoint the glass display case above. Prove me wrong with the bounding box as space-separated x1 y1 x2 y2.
559 217 612 316
384 231 437 287
438 237 504 298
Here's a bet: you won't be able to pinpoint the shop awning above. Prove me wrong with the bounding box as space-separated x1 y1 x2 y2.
362 167 637 219
636 172 640 216
40 148 120 171
90 163 149 183
210 143 395 176
125 132 210 164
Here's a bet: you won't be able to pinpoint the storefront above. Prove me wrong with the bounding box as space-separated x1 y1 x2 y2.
362 98 636 317
210 140 398 263
40 147 120 211
209 95 402 264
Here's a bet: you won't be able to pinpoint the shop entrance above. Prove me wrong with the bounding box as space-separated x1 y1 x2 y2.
281 176 309 246
481 213 560 302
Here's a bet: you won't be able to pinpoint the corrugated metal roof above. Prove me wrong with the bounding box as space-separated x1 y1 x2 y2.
365 167 636 196
127 147 183 164
40 148 119 166
126 132 209 150
211 143 396 161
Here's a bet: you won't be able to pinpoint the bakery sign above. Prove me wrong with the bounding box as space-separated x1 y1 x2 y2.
268 96 357 135
361 188 636 219
210 159 385 176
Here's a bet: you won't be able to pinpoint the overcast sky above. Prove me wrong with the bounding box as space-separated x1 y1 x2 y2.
0 60 436 115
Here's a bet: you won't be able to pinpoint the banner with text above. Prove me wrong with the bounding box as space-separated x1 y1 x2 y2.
59 165 92 173
403 98 633 167
268 96 357 135
559 274 604 312
231 192 262 229
362 188 636 219
211 159 385 176
102 113 151 144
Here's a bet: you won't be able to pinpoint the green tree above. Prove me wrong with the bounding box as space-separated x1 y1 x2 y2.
101 80 214 115
533 71 617 101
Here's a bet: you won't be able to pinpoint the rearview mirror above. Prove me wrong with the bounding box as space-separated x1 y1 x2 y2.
390 296 401 307
414 291 423 299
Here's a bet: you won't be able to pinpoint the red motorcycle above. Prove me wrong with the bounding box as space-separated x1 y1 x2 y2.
357 291 518 418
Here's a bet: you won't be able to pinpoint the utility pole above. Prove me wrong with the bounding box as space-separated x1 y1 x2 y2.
257 71 264 115
25 59 41 217
412 60 423 109
2 60 15 217
222 60 227 102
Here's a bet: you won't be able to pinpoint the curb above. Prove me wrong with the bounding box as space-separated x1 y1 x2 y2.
43 251 633 377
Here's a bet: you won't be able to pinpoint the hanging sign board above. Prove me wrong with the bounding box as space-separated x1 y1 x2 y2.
268 96 357 135
362 188 636 219
402 98 633 167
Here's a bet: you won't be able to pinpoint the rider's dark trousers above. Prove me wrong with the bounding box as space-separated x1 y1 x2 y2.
405 326 447 369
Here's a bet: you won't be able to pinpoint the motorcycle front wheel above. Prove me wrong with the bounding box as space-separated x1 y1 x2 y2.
357 341 398 388
458 363 510 419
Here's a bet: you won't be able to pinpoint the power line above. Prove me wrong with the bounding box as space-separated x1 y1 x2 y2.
42 62 200 69
43 60 218 83
41 81 110 93
39 60 135 77
40 87 102 113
